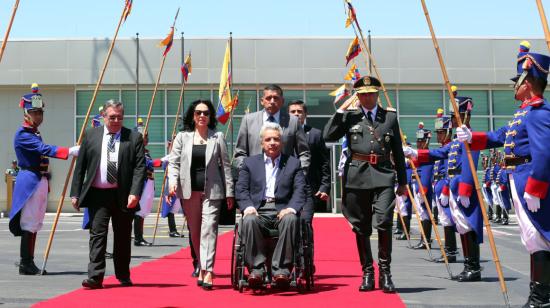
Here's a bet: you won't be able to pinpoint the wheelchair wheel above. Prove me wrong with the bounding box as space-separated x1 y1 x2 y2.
231 222 240 290
301 221 314 291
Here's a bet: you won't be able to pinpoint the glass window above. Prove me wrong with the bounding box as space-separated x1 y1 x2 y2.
233 90 258 116
165 116 184 139
445 90 489 116
378 90 397 109
75 117 135 141
147 144 165 160
143 118 165 143
154 174 167 198
305 117 330 131
216 116 241 154
399 117 434 143
469 117 490 132
399 90 443 115
305 90 337 115
493 90 519 116
167 90 212 115
120 90 137 115
138 90 165 116
76 90 119 116
282 90 304 105
493 118 511 130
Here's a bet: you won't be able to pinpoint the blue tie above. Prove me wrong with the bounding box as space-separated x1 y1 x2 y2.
267 115 276 123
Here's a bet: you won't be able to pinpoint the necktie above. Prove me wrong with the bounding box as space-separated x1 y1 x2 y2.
267 115 276 123
106 133 117 184
367 111 373 124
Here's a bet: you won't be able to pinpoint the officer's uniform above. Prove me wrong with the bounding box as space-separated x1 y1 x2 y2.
411 124 435 250
324 76 407 293
489 153 504 223
482 158 495 219
466 42 550 306
10 84 72 275
417 92 483 282
495 160 511 225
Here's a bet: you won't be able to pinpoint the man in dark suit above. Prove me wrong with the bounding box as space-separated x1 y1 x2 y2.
235 122 306 289
288 100 331 216
324 76 407 293
71 100 146 289
233 84 310 172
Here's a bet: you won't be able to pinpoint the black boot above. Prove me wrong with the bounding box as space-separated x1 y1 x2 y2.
436 226 458 263
395 216 410 240
524 251 550 308
493 205 502 224
167 213 182 237
458 231 481 282
134 216 152 246
378 230 396 293
433 206 439 225
412 220 432 249
19 231 40 275
501 209 509 225
487 206 494 221
356 233 375 291
394 214 403 235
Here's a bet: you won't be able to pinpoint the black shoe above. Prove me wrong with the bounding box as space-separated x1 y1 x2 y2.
105 252 113 259
248 271 264 289
191 264 200 277
169 231 183 238
359 272 375 292
19 231 40 275
457 267 481 282
435 251 458 263
379 272 396 293
119 278 133 287
19 261 41 275
273 274 291 290
412 240 431 250
493 217 502 224
458 232 481 282
82 278 103 289
134 239 153 246
395 233 408 241
393 229 403 235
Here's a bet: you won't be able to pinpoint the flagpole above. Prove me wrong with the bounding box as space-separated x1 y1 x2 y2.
367 30 372 75
419 0 510 305
0 0 20 64
229 32 234 156
136 32 140 125
41 2 129 275
343 0 452 277
536 0 550 53
151 57 189 244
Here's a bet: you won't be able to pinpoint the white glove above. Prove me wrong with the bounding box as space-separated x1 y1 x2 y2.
439 194 449 206
69 145 80 157
524 192 541 213
459 195 470 208
403 146 418 158
497 187 502 193
415 192 424 204
456 125 472 143
160 154 170 163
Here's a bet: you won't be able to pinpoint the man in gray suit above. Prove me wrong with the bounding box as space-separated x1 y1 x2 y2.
233 84 310 172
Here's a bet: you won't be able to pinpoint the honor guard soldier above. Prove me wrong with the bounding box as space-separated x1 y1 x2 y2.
411 122 434 250
10 84 79 275
324 76 407 293
482 153 495 220
495 156 511 225
394 137 413 241
489 150 504 223
456 41 550 307
405 87 483 282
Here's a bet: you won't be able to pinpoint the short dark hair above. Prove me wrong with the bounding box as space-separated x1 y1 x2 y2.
526 75 547 93
263 84 283 97
288 99 307 113
182 99 217 131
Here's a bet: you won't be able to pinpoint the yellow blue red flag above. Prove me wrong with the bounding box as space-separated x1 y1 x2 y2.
345 37 361 66
329 84 349 104
181 53 192 82
123 0 132 22
216 42 233 124
345 0 357 28
158 27 175 56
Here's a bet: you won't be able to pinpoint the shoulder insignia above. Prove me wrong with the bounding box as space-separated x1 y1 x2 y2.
386 107 397 112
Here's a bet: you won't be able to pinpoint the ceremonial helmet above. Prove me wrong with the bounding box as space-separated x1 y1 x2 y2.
19 83 44 113
416 121 431 141
512 40 550 88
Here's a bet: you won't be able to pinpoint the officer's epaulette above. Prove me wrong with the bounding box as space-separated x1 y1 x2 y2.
385 106 397 112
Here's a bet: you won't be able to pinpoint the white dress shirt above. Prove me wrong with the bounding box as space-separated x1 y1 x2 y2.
263 110 281 123
264 153 281 199
336 104 378 122
91 126 121 189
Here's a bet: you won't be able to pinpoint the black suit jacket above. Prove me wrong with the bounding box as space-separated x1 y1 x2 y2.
235 153 306 213
304 125 331 194
70 126 146 212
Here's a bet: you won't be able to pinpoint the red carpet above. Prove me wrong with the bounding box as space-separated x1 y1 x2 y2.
35 217 405 308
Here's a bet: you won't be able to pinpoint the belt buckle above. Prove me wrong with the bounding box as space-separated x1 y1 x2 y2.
368 155 378 164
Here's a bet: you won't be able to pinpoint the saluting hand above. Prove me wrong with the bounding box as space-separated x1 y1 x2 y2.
127 194 139 209
338 94 357 112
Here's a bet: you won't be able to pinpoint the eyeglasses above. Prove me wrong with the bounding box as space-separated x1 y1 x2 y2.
194 110 210 116
106 115 123 122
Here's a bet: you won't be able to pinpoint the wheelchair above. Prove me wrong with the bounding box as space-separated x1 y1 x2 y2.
230 214 314 293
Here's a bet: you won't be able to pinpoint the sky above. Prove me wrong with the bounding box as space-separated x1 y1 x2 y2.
1 0 549 40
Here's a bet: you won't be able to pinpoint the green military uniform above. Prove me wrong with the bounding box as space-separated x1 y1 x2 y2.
323 76 407 293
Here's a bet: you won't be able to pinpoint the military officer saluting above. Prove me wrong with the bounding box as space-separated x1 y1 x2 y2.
324 76 407 293
10 84 79 275
456 41 550 307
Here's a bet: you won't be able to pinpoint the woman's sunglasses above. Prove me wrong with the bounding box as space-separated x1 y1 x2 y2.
194 110 210 116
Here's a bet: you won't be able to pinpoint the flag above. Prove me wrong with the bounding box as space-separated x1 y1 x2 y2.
345 0 357 28
216 42 233 124
329 84 349 104
123 0 132 22
345 36 361 65
158 27 175 56
344 64 361 82
181 53 192 82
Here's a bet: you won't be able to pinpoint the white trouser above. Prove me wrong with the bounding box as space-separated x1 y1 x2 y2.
412 183 429 221
395 195 408 217
449 191 473 235
509 174 550 254
20 177 49 233
170 197 182 214
481 185 491 206
490 183 501 206
136 179 154 218
436 196 454 227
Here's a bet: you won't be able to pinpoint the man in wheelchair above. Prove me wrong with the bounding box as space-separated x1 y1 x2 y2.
235 122 306 289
